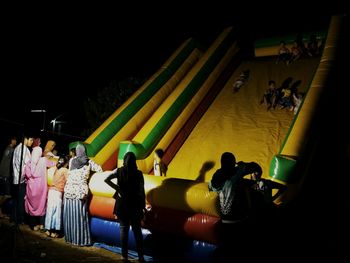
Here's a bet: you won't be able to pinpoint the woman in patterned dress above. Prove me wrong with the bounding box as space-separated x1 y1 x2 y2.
63 144 102 246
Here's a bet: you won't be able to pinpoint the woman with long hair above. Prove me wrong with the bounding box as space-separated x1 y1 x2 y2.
105 151 145 262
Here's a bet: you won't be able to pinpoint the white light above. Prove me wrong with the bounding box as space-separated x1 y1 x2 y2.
31 110 46 113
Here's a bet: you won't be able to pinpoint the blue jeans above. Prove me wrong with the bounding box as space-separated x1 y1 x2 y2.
119 217 144 259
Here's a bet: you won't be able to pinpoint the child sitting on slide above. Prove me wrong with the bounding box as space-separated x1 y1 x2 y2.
233 70 250 93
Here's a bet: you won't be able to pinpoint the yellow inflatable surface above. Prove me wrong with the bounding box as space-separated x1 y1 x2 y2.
168 58 320 182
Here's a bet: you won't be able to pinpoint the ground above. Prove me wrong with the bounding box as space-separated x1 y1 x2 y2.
0 217 126 263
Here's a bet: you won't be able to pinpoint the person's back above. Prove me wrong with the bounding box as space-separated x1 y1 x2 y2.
63 144 102 246
216 168 250 222
104 152 145 262
209 153 259 222
45 155 69 238
114 165 145 218
209 153 262 261
25 146 56 230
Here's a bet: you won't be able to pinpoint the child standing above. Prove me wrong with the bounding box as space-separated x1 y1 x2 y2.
45 155 69 238
153 148 167 176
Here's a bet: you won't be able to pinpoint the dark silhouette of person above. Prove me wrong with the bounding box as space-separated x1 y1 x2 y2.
105 152 145 262
209 152 263 261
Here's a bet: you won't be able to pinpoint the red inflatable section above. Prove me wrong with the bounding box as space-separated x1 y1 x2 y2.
143 206 221 244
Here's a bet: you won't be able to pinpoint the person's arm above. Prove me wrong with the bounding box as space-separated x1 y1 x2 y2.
208 170 224 192
238 161 262 178
89 159 103 173
104 169 123 199
104 170 118 190
138 172 146 209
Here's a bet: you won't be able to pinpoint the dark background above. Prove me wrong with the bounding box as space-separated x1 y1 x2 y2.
0 4 349 260
0 5 347 152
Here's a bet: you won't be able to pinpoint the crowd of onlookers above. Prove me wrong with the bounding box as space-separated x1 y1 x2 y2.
0 135 100 245
0 134 148 261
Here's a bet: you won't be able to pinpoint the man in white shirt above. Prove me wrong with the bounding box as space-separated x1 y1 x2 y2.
11 134 34 224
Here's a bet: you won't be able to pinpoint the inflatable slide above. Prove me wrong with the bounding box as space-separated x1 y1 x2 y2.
70 37 202 170
66 15 345 262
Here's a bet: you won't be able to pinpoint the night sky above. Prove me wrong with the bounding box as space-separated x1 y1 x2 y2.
1 5 346 150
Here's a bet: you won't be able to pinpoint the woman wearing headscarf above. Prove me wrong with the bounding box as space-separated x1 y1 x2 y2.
25 146 56 230
63 143 102 246
43 140 57 158
104 151 145 262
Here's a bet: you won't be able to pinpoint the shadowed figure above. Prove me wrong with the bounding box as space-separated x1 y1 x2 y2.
196 161 215 182
104 152 145 262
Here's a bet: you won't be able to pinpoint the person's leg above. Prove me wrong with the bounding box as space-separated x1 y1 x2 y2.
17 183 26 224
10 184 18 222
119 218 130 259
29 215 37 230
131 218 144 261
39 215 46 230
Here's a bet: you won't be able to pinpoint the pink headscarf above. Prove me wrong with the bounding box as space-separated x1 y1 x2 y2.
32 138 41 148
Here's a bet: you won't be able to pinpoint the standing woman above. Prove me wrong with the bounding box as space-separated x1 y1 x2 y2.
44 155 69 238
25 146 56 230
105 152 145 262
63 144 102 246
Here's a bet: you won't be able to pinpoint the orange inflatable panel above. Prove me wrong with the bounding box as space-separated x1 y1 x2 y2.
89 195 115 220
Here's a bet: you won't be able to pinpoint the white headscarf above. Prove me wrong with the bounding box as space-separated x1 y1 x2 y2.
70 144 88 170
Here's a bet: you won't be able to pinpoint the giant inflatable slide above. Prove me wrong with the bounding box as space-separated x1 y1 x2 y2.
65 15 345 262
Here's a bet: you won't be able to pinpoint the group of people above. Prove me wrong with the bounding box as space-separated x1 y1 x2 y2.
276 34 323 65
1 131 283 262
260 78 303 113
0 133 146 262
